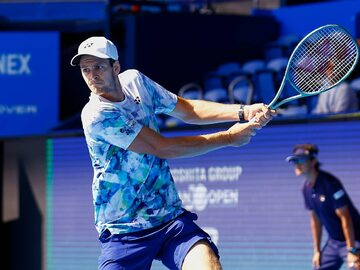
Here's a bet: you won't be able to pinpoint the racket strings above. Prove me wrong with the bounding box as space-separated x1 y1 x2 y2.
293 32 354 91
289 27 358 94
292 35 356 92
292 29 342 90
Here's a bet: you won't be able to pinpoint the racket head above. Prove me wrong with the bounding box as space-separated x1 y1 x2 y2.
286 24 359 96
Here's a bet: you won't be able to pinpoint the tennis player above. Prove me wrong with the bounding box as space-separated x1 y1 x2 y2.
287 144 360 270
70 36 275 270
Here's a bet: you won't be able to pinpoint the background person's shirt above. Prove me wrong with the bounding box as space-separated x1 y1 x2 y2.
81 69 184 235
313 82 358 114
302 170 360 241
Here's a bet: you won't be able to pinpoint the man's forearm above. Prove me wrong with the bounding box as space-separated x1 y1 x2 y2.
171 97 240 125
161 131 232 158
310 212 322 252
338 209 356 249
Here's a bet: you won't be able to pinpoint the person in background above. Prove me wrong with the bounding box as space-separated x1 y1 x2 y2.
70 36 275 270
312 60 358 115
312 81 358 115
286 144 360 270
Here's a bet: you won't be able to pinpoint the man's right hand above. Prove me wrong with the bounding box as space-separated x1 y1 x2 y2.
312 251 321 269
244 103 276 122
227 110 274 147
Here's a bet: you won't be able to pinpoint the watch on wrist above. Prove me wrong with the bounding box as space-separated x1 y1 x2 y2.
238 104 245 121
348 247 359 254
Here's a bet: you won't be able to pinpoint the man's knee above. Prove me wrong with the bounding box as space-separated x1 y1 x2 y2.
182 240 222 270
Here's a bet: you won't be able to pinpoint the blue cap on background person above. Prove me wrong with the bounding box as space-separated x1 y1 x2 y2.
286 143 319 163
70 36 118 66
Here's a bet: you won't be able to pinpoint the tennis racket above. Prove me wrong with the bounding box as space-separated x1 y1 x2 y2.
266 24 359 110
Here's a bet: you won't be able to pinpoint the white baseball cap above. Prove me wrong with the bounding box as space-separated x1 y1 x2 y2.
70 36 118 66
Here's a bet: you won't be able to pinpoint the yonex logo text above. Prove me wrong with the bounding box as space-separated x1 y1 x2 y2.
0 54 31 75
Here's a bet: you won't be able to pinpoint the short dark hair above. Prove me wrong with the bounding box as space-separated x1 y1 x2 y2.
293 143 321 170
292 144 318 157
109 59 116 66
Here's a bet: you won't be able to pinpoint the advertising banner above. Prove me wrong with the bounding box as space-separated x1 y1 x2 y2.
0 31 59 138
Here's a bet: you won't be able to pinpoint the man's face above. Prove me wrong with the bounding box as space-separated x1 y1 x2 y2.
291 158 314 177
79 55 118 95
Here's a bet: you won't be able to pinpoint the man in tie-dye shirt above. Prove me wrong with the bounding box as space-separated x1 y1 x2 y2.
71 36 275 270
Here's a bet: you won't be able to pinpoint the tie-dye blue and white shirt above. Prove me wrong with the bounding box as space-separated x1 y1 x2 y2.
81 69 184 235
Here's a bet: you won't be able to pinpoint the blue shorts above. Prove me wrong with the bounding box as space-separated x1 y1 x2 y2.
98 211 219 270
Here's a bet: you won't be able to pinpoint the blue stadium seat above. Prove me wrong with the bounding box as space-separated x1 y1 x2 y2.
242 59 275 105
203 87 229 103
267 57 288 86
267 57 288 73
254 69 276 105
350 77 360 92
277 34 300 57
227 75 254 104
178 82 203 100
267 57 301 107
264 42 285 61
216 62 242 77
242 59 266 75
265 34 300 61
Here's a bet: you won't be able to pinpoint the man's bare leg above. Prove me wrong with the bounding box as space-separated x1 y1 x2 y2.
182 240 222 270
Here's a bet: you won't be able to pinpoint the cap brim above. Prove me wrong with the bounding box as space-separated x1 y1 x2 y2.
286 155 297 162
285 154 309 163
70 52 116 66
70 54 82 66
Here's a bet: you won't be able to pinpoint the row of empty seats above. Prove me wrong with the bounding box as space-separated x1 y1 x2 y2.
187 57 289 105
159 33 360 128
264 34 301 61
160 57 286 128
161 64 360 128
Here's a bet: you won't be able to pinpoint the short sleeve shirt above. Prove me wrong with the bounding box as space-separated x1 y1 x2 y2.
313 82 358 114
81 69 184 235
302 170 360 241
